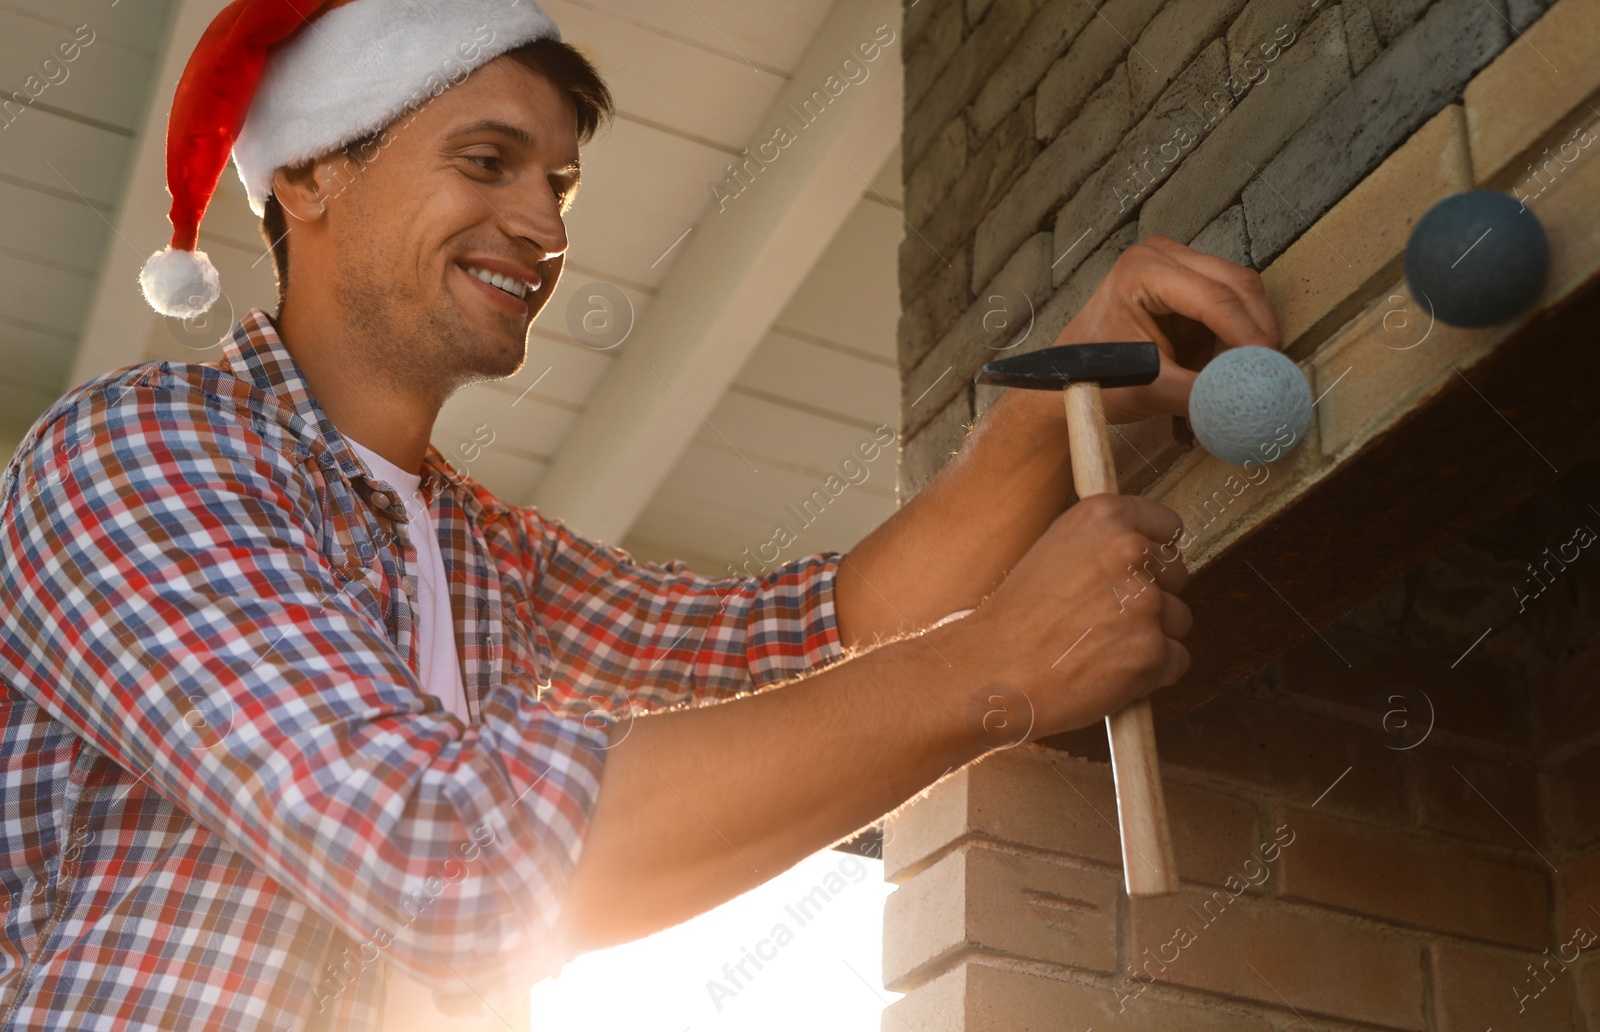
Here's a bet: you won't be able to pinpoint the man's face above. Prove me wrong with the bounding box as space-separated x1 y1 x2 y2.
315 55 581 392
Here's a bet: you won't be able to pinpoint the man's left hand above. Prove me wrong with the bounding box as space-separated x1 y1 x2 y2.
1024 235 1283 426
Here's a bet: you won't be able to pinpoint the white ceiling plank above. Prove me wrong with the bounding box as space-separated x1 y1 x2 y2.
202 166 279 261
492 335 615 412
734 331 898 426
770 195 903 361
528 271 654 358
628 466 895 572
0 179 109 273
627 494 792 571
541 0 785 152
0 378 65 441
870 141 904 207
434 381 577 464
655 439 896 520
557 117 739 288
695 390 896 479
0 16 161 131
192 225 281 312
0 0 173 57
69 0 219 388
0 252 94 338
0 106 132 207
529 0 903 543
0 319 75 394
556 0 835 75
648 451 830 529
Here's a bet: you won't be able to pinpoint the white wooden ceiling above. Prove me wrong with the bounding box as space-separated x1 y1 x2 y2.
0 0 906 576
0 0 172 453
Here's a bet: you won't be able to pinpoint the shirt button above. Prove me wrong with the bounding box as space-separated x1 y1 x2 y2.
369 489 392 508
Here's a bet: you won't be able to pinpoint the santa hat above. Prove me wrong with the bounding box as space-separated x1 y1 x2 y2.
139 0 561 319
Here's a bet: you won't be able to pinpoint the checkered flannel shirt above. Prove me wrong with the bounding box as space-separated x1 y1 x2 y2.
0 308 844 1030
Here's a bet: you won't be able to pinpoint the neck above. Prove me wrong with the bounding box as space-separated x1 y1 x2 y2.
273 298 439 474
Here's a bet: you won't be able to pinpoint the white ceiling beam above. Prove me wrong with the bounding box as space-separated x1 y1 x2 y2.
70 0 220 387
528 0 903 542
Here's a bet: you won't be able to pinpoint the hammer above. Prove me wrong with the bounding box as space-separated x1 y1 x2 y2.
976 341 1179 898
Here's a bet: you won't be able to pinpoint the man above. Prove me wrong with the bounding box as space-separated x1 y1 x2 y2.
0 1 1281 1029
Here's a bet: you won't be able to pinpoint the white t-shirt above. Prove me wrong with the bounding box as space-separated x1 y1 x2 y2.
345 437 506 1032
346 438 469 723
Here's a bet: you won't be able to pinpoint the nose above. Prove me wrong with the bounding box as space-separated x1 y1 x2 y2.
495 174 569 264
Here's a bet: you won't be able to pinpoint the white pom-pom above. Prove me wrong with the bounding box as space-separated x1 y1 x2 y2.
139 245 221 318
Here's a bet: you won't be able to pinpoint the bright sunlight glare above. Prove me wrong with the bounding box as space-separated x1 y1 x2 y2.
529 848 900 1031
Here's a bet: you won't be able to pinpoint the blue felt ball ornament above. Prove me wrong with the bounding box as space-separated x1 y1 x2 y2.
1187 346 1311 467
1403 189 1548 327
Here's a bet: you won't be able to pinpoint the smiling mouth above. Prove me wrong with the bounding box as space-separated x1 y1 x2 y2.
460 262 538 300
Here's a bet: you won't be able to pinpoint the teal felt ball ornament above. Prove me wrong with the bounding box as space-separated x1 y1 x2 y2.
1404 190 1548 327
1187 346 1311 467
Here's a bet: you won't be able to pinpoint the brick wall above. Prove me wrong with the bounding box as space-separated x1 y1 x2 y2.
894 0 1583 498
886 0 1600 1027
883 458 1600 1029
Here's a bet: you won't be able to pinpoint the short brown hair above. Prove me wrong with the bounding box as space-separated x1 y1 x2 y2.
259 37 613 311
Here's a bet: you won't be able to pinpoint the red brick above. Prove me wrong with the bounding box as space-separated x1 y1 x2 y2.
1279 810 1550 949
1556 849 1600 934
1401 550 1550 673
1162 781 1281 897
882 844 1121 991
885 747 1263 893
885 959 1279 1032
1276 625 1530 753
1125 887 1425 1029
1548 746 1600 854
1532 643 1600 756
1580 957 1600 1030
1430 941 1581 1032
1414 745 1544 854
1156 693 1410 824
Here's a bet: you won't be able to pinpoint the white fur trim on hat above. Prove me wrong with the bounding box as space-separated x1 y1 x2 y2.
139 245 222 318
232 0 561 217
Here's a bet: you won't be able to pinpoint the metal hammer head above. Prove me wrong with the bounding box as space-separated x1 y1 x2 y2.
976 342 1161 391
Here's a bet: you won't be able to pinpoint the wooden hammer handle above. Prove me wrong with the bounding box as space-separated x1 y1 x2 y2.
1062 381 1180 897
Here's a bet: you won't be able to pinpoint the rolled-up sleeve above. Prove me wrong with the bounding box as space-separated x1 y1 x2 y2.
0 378 606 1005
526 510 846 712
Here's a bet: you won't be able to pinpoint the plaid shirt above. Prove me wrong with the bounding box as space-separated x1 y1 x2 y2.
0 308 844 1030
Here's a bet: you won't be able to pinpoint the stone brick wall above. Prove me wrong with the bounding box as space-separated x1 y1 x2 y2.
894 0 1567 498
883 458 1600 1029
886 0 1600 1026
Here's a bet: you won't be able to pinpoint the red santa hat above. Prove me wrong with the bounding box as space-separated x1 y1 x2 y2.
140 0 562 319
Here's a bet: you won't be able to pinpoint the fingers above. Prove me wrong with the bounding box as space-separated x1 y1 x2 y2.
1101 494 1189 565
1115 535 1189 599
1129 238 1281 352
1158 590 1193 640
1131 350 1201 419
1158 637 1192 688
1139 236 1280 345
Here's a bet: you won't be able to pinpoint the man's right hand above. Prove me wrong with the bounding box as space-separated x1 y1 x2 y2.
949 492 1194 739
561 492 1194 953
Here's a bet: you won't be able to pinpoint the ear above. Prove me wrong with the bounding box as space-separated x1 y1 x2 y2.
272 153 356 224
271 160 325 224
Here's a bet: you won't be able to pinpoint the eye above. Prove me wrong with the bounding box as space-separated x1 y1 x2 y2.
464 153 502 174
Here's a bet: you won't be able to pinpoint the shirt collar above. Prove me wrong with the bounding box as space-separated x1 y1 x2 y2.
218 308 496 519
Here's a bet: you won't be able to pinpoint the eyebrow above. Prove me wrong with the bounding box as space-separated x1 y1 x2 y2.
446 118 534 148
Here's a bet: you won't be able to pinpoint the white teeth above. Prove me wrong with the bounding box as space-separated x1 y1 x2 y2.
465 265 530 299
